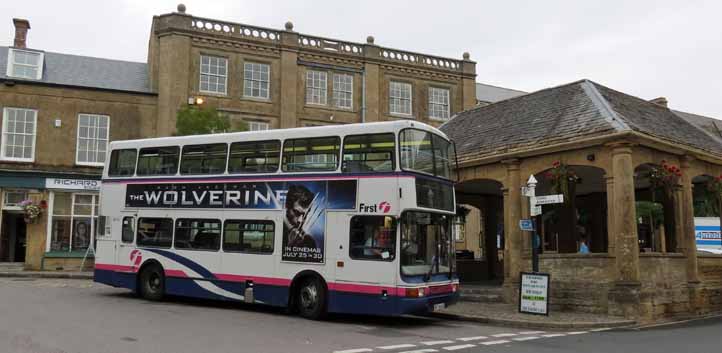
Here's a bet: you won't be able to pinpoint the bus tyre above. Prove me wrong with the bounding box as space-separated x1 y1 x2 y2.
139 264 165 301
296 277 326 320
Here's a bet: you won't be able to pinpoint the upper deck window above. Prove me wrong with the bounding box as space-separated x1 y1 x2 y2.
137 146 180 176
399 129 455 179
282 136 340 172
180 143 227 175
228 140 280 174
108 149 137 177
342 133 395 173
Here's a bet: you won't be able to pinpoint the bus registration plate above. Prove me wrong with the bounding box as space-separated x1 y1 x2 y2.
433 303 446 311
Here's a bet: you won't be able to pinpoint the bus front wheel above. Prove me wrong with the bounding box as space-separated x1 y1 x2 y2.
296 277 326 320
139 264 165 301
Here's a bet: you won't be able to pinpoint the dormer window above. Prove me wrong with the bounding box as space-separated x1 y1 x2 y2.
7 49 43 80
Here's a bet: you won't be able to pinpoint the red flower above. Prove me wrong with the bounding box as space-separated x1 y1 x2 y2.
39 200 48 209
545 172 553 179
552 161 560 167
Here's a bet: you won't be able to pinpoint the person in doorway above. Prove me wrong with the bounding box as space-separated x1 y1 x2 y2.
578 236 590 254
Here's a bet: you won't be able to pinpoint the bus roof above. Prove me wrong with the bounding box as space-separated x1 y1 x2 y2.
109 120 448 149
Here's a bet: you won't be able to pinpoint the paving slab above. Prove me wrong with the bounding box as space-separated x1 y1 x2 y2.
0 271 93 279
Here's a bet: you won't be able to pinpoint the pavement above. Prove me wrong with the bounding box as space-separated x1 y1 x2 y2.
1 277 720 353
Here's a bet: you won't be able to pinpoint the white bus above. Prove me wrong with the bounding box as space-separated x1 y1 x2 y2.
94 120 459 319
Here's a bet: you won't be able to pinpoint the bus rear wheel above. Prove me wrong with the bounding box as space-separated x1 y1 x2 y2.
139 264 165 301
296 277 326 320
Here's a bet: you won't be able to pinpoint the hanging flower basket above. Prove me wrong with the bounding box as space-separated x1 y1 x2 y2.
19 199 45 224
544 161 579 202
707 174 722 201
648 160 681 197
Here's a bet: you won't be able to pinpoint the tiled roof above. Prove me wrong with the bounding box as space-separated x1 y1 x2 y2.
475 82 526 103
672 110 722 145
442 79 722 162
0 46 152 94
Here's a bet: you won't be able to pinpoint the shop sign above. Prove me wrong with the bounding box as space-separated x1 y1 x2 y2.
45 178 101 191
519 272 550 315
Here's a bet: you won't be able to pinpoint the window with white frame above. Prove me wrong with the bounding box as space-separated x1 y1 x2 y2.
7 49 43 80
49 193 99 252
76 114 109 166
1 107 37 162
390 81 412 116
3 190 28 209
429 87 450 120
243 62 270 99
306 70 327 105
333 73 353 109
199 55 227 94
248 121 270 131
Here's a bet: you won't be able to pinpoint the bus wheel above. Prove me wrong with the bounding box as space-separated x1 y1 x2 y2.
139 264 165 301
296 277 326 320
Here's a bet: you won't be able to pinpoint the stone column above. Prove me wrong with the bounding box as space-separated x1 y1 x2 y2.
279 23 299 128
502 159 522 302
607 143 642 318
605 175 615 254
680 157 703 313
363 38 381 123
673 185 685 253
461 52 477 110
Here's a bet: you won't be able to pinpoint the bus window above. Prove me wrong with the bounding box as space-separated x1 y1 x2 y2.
121 217 135 243
228 140 280 174
108 149 137 177
349 216 396 261
174 219 221 251
282 136 340 172
223 220 274 254
399 129 454 179
342 133 395 173
136 218 173 248
137 146 180 176
180 143 228 175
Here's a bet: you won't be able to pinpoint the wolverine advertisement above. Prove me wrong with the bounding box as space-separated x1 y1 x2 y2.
125 180 357 263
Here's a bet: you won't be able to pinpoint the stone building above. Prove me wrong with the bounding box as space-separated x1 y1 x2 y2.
0 5 478 270
441 79 722 321
0 20 157 270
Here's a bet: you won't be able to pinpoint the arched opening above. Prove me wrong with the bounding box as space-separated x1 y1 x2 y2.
534 165 608 253
634 163 679 253
455 179 504 283
693 174 722 253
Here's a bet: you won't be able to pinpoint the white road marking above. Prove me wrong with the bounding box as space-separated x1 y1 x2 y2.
442 344 476 351
492 333 517 337
542 333 566 338
566 331 588 335
456 336 488 341
398 349 438 353
378 344 417 350
481 340 511 345
519 331 545 335
590 328 611 332
333 349 373 353
513 336 541 341
421 340 455 346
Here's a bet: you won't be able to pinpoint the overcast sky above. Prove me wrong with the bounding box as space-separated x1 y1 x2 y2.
2 0 720 117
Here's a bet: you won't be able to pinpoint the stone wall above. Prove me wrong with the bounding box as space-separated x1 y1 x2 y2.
531 254 616 314
698 255 722 312
638 254 690 320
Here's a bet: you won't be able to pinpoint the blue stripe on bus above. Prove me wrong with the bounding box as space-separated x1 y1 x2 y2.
695 226 720 231
100 171 454 185
141 248 217 280
698 240 722 245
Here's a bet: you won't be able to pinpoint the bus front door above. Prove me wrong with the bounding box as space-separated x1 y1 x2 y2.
330 213 397 315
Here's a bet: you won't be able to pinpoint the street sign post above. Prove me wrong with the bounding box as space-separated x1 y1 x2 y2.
519 219 534 231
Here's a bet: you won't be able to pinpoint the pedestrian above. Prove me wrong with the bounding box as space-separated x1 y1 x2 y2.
579 236 590 254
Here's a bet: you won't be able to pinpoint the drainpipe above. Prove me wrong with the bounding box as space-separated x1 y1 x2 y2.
361 68 366 123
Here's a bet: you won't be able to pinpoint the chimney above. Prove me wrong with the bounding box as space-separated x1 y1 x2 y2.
13 18 30 48
649 97 668 107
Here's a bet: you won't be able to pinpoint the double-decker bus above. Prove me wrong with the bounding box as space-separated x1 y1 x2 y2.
94 120 459 319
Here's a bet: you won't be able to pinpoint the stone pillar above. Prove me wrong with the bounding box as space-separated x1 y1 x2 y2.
680 157 703 314
279 23 300 128
673 185 685 253
502 159 522 302
605 175 615 254
363 38 381 123
461 52 477 110
607 144 642 318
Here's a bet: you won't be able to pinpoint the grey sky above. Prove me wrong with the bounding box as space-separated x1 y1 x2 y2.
2 0 720 117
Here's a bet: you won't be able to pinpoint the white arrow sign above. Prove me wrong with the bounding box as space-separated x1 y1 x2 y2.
534 194 564 205
527 174 538 186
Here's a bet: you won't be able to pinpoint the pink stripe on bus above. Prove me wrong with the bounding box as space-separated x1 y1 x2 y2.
164 269 188 278
95 263 136 272
104 174 412 185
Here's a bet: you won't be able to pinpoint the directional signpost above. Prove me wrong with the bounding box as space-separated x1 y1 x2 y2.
518 174 565 315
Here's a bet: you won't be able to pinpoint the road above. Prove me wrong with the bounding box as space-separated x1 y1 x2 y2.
0 278 719 353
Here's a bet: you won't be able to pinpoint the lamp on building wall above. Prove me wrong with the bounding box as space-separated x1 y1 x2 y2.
188 96 205 105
